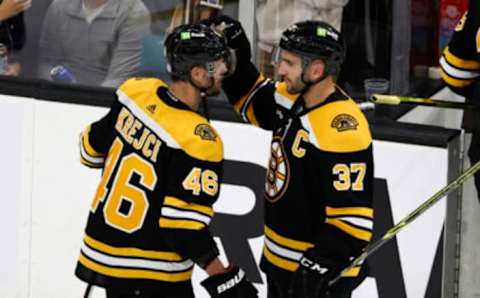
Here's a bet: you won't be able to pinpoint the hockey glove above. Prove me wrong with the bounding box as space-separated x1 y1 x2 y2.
288 249 343 298
201 264 258 298
201 14 251 61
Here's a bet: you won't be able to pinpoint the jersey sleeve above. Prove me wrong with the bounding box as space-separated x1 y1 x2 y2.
303 102 374 276
311 148 374 254
79 99 121 168
222 59 300 130
440 3 480 95
160 124 224 268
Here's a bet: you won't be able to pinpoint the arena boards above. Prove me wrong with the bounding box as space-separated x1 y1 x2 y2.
0 94 461 298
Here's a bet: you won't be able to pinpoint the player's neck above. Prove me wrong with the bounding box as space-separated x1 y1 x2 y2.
169 81 202 111
303 76 335 109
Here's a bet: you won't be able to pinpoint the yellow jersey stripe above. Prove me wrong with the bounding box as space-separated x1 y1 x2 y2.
325 219 372 241
81 126 104 157
233 74 265 114
263 246 299 272
444 47 480 70
325 206 374 218
264 226 314 251
342 266 361 277
441 69 475 88
245 104 260 126
80 156 103 168
159 218 206 230
275 82 299 102
79 254 192 282
164 196 213 217
84 235 183 261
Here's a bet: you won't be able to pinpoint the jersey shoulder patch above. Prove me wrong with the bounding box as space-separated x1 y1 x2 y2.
330 113 359 132
302 99 372 153
194 124 218 141
169 117 223 162
148 94 223 162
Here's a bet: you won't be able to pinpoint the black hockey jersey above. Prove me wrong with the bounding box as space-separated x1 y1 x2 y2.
76 78 223 294
223 61 374 283
440 0 480 131
440 1 480 92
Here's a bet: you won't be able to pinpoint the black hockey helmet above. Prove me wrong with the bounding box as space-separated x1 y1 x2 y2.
274 20 346 76
164 23 234 81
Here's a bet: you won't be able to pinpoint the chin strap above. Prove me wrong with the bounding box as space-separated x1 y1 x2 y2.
189 77 207 93
202 94 210 121
188 74 213 121
189 71 215 93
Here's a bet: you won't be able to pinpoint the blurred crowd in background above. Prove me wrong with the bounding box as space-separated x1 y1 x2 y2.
0 0 468 103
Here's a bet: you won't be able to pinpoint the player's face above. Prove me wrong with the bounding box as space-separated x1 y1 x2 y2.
205 59 228 96
276 50 306 94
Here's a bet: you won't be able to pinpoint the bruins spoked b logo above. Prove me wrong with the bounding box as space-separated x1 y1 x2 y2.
194 124 217 141
331 114 358 132
265 137 290 202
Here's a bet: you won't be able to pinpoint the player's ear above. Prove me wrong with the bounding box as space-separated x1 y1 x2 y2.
190 66 206 82
309 60 326 81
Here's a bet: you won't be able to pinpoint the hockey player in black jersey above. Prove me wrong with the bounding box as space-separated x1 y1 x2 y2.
204 16 374 298
75 23 257 298
440 0 480 203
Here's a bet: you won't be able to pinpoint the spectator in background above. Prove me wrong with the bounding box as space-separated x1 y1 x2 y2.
142 0 181 35
0 0 31 76
256 0 349 77
38 0 150 88
135 0 221 81
167 0 223 34
440 0 480 203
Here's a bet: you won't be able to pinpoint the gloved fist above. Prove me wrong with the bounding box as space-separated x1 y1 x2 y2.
288 249 343 298
201 264 258 298
201 14 251 61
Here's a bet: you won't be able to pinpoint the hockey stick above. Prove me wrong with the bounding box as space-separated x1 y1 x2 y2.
329 159 480 286
83 284 92 298
370 94 477 110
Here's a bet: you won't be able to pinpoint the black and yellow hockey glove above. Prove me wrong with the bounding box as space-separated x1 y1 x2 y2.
201 264 258 298
288 249 343 298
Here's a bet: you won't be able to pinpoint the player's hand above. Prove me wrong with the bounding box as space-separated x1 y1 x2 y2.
0 0 31 21
202 14 251 61
288 249 343 298
4 62 21 76
201 264 258 298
